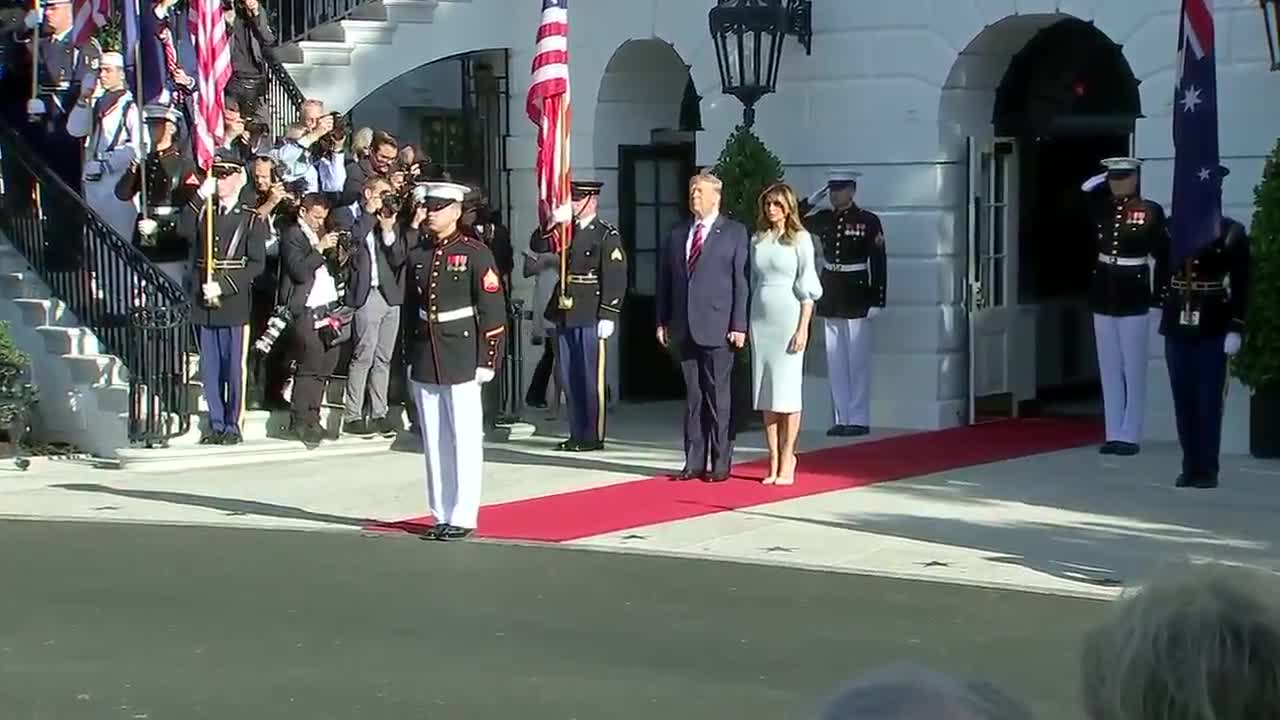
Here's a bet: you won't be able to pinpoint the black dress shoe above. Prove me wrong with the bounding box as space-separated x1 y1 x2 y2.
199 430 225 445
703 471 730 483
671 469 703 481
1111 442 1140 456
1192 472 1219 489
221 429 243 446
848 425 870 436
1175 472 1193 488
419 524 443 540
1098 442 1117 455
826 425 845 437
556 439 579 451
573 440 604 452
344 419 376 438
373 416 397 438
300 424 324 449
436 525 474 542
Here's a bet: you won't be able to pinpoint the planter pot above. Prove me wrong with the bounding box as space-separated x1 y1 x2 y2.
1250 384 1280 459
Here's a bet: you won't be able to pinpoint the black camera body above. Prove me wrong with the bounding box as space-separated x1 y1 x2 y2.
314 112 348 158
252 305 291 355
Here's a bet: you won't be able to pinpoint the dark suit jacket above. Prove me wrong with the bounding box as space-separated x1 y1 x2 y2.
278 223 329 319
656 214 750 348
346 210 408 307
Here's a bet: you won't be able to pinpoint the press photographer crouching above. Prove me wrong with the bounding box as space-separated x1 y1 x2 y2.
279 193 355 448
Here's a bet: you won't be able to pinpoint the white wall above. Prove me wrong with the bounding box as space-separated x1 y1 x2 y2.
322 0 1277 445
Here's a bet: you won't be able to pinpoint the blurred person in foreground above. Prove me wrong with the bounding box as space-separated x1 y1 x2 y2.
1081 563 1280 720
819 664 1032 720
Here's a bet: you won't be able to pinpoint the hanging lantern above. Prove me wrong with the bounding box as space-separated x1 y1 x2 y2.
708 0 812 127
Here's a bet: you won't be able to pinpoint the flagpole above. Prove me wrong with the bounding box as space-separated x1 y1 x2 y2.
133 0 149 224
555 97 573 311
28 0 43 123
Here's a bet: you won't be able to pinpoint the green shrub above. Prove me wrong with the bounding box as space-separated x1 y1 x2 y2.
1231 138 1280 389
711 125 785 227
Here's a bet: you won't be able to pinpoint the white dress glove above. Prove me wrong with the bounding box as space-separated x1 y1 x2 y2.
26 98 45 117
197 175 217 200
24 9 41 29
597 319 615 340
475 367 495 384
137 218 158 236
866 307 882 320
201 281 222 302
806 186 829 206
1224 332 1242 356
1081 172 1108 192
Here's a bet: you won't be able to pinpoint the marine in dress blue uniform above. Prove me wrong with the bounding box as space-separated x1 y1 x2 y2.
802 169 887 437
1155 166 1250 489
541 180 627 452
179 149 268 444
1081 157 1167 456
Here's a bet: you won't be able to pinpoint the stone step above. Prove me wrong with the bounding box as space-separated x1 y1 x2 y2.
0 270 35 298
115 429 417 472
35 325 100 356
62 353 129 386
12 298 71 327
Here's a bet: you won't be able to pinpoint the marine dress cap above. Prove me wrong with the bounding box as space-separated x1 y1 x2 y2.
1101 157 1142 176
423 182 470 204
143 103 183 125
826 169 862 186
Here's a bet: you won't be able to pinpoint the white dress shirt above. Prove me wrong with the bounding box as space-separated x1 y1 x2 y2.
299 222 339 308
686 211 718 262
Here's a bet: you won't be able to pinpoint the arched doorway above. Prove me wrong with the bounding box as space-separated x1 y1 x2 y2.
593 39 700 402
941 16 1141 422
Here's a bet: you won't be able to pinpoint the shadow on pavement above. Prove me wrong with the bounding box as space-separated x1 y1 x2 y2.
51 483 376 527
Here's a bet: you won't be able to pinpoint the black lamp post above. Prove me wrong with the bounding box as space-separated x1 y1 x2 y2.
1262 0 1280 71
708 0 813 128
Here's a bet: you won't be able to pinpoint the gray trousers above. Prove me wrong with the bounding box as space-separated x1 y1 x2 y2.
343 289 401 422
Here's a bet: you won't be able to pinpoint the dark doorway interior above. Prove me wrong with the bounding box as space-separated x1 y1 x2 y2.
617 143 695 401
990 17 1142 419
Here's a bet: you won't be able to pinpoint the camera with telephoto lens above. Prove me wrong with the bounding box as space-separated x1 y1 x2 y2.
253 305 291 355
314 112 348 159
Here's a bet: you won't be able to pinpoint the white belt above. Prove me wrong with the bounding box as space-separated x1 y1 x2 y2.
826 262 869 272
419 306 475 323
150 206 179 217
1097 253 1147 267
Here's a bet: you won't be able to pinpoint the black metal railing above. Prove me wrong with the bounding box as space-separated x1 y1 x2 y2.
264 55 307 140
271 0 369 46
0 121 192 447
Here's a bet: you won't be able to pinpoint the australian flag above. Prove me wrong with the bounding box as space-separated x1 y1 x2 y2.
1170 0 1222 265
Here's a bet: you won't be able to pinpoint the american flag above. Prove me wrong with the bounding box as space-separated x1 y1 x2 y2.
71 0 108 48
1170 0 1222 264
190 0 231 169
526 0 571 250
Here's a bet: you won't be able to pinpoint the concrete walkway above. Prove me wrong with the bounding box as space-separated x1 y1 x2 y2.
3 401 1277 600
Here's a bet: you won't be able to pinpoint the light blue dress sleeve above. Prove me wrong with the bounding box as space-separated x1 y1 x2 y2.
794 230 824 302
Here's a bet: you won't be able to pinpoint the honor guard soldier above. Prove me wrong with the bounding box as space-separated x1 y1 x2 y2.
802 169 886 437
132 103 197 285
180 149 268 445
1156 166 1250 489
1081 157 1166 456
405 182 506 541
542 180 627 452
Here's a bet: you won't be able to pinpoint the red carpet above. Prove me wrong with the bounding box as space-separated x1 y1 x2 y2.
370 418 1102 543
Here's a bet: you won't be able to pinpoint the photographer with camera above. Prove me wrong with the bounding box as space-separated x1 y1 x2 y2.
279 192 351 448
244 154 296 409
276 103 348 200
224 0 275 125
338 176 409 438
338 130 397 209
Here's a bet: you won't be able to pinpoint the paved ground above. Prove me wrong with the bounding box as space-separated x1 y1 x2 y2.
0 519 1104 720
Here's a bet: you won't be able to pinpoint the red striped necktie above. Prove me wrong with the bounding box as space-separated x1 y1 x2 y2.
688 221 705 272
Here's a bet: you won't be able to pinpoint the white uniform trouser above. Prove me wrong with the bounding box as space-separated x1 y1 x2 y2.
1093 312 1149 444
411 379 483 529
824 318 871 426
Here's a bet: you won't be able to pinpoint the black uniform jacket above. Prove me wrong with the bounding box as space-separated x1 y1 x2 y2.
1088 194 1167 317
405 230 507 386
180 194 268 327
1156 217 1250 339
804 204 887 319
538 217 627 328
132 145 197 262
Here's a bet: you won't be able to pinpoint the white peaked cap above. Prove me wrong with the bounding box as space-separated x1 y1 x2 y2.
423 182 470 203
99 51 125 68
827 169 862 184
1100 157 1142 171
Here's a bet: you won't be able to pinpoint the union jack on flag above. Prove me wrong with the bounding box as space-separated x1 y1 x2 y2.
1171 0 1222 264
526 0 571 250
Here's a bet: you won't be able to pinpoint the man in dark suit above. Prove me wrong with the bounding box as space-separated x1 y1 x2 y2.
656 172 750 482
339 176 408 439
279 193 347 448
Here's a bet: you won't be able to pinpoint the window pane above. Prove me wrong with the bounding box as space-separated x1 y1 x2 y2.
659 204 684 238
658 160 683 204
635 208 657 251
633 251 656 296
635 161 656 204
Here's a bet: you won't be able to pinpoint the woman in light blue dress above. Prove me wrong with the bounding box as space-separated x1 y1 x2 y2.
749 183 823 485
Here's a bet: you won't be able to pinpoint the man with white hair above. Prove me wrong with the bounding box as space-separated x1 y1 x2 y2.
819 664 1033 720
405 181 506 541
